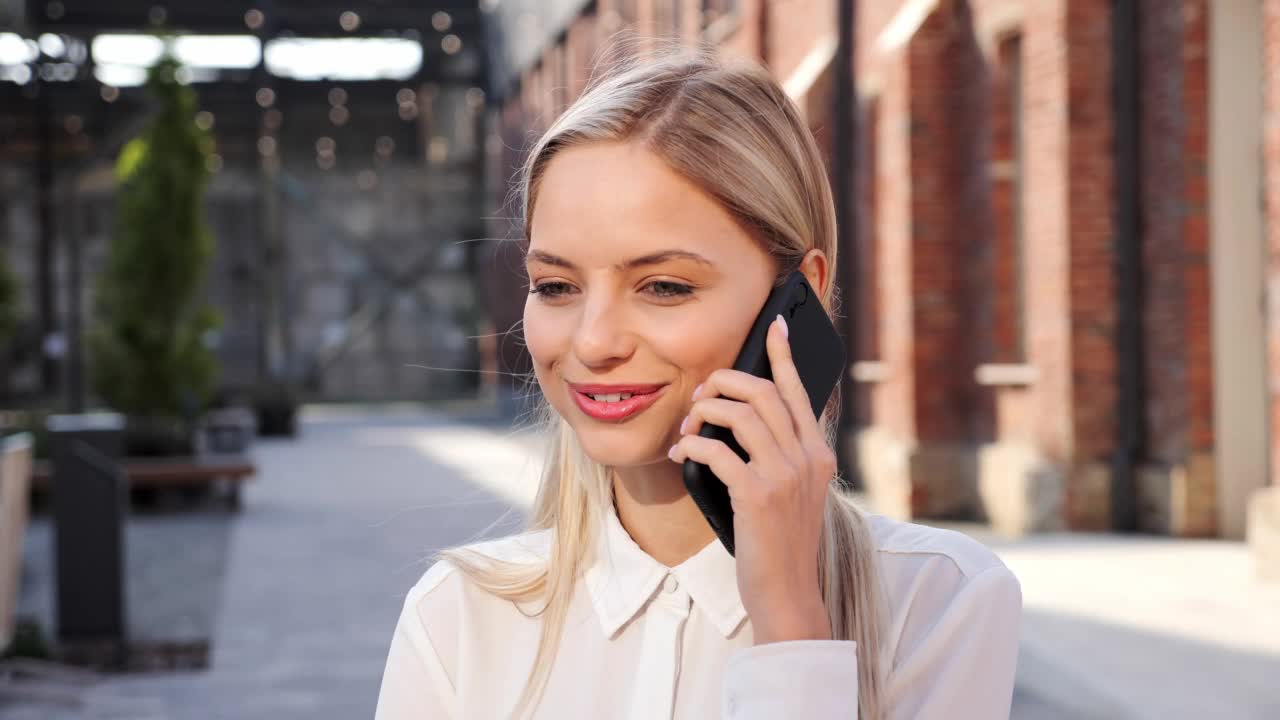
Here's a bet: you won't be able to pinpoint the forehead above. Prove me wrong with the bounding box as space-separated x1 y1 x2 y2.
528 141 756 263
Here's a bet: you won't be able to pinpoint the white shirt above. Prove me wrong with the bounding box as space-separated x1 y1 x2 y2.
374 507 1022 719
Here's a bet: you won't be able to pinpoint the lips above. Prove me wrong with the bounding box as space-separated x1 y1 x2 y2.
567 382 668 422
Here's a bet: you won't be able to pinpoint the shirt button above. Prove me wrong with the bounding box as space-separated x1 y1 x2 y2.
662 575 679 593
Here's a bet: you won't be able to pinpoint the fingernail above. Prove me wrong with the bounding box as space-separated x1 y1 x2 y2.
776 314 789 339
679 416 688 434
692 383 702 400
667 444 679 461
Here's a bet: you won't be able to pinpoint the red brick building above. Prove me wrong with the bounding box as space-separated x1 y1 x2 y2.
479 0 1280 574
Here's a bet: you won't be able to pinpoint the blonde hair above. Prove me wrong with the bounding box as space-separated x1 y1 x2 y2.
442 36 887 720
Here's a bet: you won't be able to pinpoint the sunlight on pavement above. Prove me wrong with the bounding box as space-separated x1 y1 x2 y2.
972 531 1280 720
353 423 544 511
995 536 1280 657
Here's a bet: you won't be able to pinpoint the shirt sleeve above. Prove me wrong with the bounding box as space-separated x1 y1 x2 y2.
722 563 1021 719
722 640 860 719
885 564 1023 720
373 583 456 719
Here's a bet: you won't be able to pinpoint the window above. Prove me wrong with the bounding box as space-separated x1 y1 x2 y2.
990 33 1026 363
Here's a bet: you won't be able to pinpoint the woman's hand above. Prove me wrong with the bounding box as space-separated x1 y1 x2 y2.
667 314 835 645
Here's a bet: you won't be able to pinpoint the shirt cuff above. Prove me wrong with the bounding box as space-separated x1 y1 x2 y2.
723 640 859 719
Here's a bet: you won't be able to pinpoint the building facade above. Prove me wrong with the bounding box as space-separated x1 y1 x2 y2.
480 0 1280 575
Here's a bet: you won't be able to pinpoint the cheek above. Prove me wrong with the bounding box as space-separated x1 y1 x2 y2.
646 301 757 379
523 302 570 372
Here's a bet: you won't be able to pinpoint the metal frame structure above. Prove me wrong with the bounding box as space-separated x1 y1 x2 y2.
0 1 489 405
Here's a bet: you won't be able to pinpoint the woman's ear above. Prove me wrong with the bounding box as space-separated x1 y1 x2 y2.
798 249 830 297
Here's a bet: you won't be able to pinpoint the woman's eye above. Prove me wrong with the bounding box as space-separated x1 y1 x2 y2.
529 281 574 298
644 281 694 298
530 280 692 300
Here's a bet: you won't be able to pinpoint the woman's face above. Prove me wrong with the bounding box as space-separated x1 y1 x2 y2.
524 141 778 468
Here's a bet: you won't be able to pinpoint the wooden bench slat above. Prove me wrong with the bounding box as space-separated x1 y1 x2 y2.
30 457 256 489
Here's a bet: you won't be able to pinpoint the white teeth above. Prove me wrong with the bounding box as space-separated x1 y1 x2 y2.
589 393 632 403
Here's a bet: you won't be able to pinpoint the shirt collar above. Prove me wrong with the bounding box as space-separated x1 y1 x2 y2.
582 504 747 640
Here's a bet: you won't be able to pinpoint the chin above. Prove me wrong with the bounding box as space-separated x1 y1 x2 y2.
567 418 673 469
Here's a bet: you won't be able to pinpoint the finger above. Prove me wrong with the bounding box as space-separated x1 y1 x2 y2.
768 315 840 485
667 434 754 489
683 397 796 468
765 314 824 447
693 368 803 459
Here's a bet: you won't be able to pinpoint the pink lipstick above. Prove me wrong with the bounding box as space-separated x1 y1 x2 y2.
568 382 668 422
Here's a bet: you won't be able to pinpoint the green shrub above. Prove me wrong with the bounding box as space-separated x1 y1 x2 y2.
2 617 52 660
89 54 221 419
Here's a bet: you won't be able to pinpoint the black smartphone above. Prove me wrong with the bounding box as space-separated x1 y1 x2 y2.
682 271 847 556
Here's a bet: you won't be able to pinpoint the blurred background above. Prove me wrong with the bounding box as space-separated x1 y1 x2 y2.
0 0 1277 718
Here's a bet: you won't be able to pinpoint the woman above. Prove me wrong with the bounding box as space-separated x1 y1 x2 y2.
375 42 1021 720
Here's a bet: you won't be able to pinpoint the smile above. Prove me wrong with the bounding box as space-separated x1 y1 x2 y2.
568 382 668 422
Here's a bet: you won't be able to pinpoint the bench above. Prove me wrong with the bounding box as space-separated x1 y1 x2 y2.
31 455 256 509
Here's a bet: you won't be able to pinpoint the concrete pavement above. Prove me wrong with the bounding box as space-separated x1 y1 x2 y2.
957 524 1280 719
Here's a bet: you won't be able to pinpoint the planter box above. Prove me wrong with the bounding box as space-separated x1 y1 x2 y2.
0 433 33 651
123 416 195 458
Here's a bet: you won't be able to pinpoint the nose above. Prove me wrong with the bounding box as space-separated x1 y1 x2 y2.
572 293 636 368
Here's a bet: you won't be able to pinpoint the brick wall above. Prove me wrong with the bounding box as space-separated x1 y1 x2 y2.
483 0 1243 535
1179 1 1213 457
1063 0 1117 464
1031 0 1121 529
1140 0 1191 464
908 2 984 445
860 0 1094 466
1020 0 1073 463
872 52 916 440
965 1 1047 455
1130 0 1217 537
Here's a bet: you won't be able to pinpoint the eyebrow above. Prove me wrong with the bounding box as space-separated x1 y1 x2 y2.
524 248 715 272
